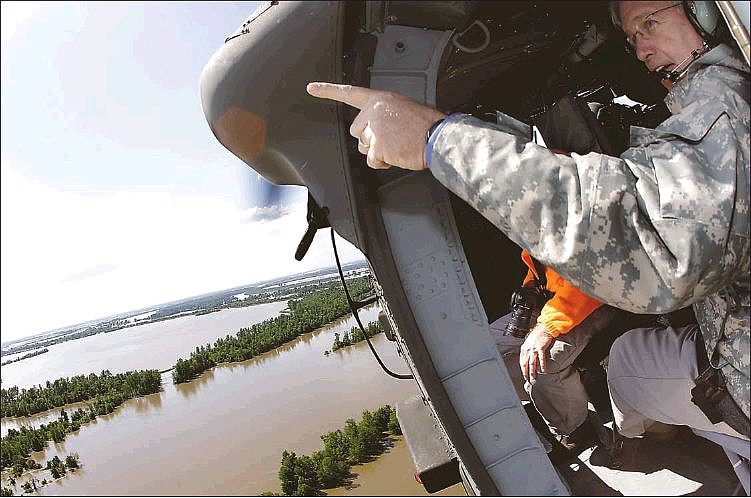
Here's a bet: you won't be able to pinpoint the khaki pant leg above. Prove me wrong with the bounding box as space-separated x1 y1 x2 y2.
607 325 748 440
490 313 528 402
525 305 621 434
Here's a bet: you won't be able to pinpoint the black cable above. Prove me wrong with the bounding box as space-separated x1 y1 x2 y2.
330 228 413 380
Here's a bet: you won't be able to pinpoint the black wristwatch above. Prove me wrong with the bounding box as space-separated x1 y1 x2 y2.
426 118 445 144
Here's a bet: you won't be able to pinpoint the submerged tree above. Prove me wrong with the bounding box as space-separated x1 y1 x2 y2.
64 453 80 470
279 451 298 496
275 405 403 495
1 370 161 418
46 456 66 479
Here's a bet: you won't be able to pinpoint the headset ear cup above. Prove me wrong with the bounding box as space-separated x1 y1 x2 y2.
684 1 720 38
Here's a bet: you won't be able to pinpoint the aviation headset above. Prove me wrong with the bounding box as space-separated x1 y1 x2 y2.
662 1 723 81
683 1 722 42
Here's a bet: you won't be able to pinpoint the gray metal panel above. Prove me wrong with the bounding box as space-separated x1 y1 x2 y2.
442 361 519 423
378 172 568 495
200 1 358 246
409 291 494 379
724 1 751 65
729 0 750 31
369 25 453 106
397 394 461 492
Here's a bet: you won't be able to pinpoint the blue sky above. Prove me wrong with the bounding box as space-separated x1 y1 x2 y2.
1 2 364 342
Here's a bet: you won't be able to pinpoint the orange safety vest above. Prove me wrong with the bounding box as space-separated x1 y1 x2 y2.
521 249 602 337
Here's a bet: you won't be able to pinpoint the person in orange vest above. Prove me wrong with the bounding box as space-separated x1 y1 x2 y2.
504 249 619 453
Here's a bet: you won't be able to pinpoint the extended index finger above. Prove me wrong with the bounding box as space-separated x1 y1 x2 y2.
306 82 375 110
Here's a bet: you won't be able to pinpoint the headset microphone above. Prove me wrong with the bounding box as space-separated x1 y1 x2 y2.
654 41 712 83
650 1 720 84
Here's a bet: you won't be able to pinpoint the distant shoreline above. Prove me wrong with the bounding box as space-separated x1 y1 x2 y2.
1 263 370 358
1 348 49 366
0 299 290 358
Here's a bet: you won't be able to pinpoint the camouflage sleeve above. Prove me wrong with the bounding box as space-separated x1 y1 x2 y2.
428 112 749 314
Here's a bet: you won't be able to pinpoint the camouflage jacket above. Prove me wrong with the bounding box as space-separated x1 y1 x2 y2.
429 44 750 418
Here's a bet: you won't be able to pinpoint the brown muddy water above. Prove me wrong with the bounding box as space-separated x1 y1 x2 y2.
1 303 451 496
326 436 465 496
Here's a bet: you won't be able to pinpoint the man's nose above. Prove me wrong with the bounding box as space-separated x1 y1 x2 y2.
635 37 655 63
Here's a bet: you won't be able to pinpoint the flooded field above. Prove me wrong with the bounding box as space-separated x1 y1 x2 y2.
2 304 444 495
0 301 289 391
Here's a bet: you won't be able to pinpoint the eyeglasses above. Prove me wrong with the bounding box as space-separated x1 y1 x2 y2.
623 3 682 54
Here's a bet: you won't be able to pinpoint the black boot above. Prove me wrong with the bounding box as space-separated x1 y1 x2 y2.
557 421 598 454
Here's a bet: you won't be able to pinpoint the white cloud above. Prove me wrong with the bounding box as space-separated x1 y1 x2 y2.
0 162 364 342
240 204 294 223
63 263 118 282
1 2 42 44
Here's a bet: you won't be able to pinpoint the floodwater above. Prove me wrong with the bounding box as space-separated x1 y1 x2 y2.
1 303 444 496
326 436 465 496
0 301 289 391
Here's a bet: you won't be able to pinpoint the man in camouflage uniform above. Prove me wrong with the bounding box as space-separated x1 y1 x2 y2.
307 0 749 441
601 1 749 443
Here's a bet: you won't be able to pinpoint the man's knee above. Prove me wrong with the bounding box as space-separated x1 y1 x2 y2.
543 337 587 374
608 329 629 362
606 327 644 380
541 351 571 376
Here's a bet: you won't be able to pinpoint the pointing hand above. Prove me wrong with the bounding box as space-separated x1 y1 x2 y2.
306 82 446 171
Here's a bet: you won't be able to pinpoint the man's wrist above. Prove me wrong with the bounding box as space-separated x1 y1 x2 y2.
533 322 554 338
425 112 463 169
426 118 445 144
